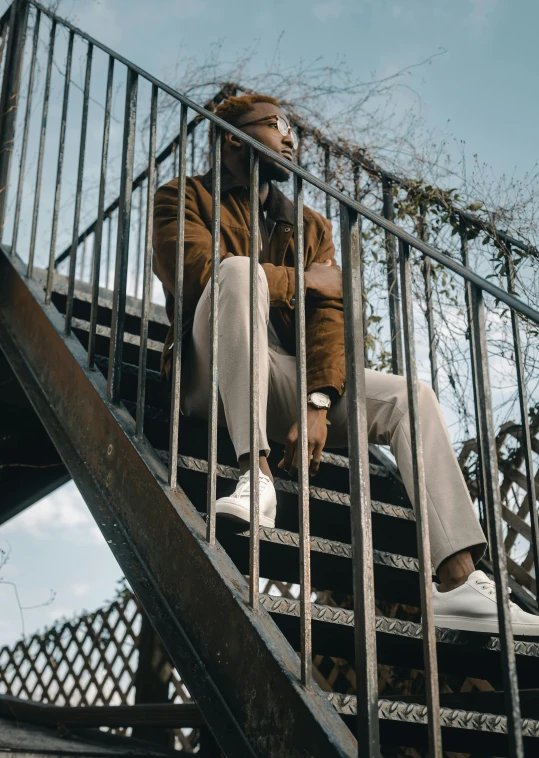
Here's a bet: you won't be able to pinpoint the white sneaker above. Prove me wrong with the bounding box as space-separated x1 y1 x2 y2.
215 470 276 528
432 570 539 636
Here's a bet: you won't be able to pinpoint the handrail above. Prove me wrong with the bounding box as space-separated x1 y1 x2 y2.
53 83 237 267
28 0 539 326
283 107 539 259
2 4 535 755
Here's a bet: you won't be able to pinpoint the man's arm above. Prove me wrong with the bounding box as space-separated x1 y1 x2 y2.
153 181 234 319
153 179 299 312
279 218 347 478
305 219 346 398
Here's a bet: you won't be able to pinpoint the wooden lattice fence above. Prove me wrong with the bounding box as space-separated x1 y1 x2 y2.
0 587 198 750
459 414 539 599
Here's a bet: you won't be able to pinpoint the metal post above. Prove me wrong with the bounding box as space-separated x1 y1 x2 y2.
0 0 29 240
27 18 55 278
353 163 368 368
11 8 40 258
105 212 112 290
504 246 539 610
205 127 221 544
293 173 312 688
382 177 403 375
135 181 144 298
469 282 523 758
419 205 439 398
45 29 73 303
324 147 331 219
107 67 138 403
460 224 489 544
399 239 442 757
135 83 157 440
87 55 114 367
167 103 188 487
249 146 260 609
65 42 93 335
340 201 379 755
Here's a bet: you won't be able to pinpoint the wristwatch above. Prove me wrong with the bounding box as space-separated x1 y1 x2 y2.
307 391 332 410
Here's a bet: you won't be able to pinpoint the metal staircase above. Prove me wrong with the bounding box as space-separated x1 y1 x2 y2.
1 1 539 755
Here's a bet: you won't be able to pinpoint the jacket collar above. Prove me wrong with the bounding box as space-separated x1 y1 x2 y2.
200 166 295 225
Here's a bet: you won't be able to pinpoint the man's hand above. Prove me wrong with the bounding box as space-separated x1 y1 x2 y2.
305 260 342 300
278 407 328 478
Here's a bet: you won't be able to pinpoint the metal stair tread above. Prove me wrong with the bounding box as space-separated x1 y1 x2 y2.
159 450 414 521
328 693 539 738
33 268 169 326
260 593 539 658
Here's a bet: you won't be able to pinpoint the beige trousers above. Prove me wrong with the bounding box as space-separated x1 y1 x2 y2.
181 257 486 570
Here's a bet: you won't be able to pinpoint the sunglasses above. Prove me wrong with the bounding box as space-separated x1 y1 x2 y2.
237 114 299 151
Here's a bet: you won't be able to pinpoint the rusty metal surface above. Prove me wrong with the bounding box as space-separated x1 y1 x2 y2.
0 250 358 758
260 594 539 658
167 451 415 520
329 694 539 739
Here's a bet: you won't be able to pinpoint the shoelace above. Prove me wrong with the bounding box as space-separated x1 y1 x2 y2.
235 472 270 498
475 576 512 601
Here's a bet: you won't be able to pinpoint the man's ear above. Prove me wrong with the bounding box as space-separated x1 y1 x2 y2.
224 130 243 150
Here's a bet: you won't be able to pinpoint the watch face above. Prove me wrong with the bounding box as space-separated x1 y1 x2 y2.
310 392 330 408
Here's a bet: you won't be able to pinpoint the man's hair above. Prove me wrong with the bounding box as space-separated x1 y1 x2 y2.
209 93 281 146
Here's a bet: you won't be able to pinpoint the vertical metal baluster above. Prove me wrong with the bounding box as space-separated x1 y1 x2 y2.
295 127 303 170
419 205 439 397
248 148 260 607
205 127 221 544
45 29 73 303
191 129 196 174
136 84 158 439
399 239 442 757
87 54 114 367
105 212 112 290
107 67 138 404
353 163 368 367
11 9 40 259
135 182 143 298
167 103 187 488
80 233 87 281
324 147 331 220
460 224 489 544
0 0 29 242
504 246 539 608
340 202 379 754
470 282 523 758
383 178 403 375
65 42 93 335
27 19 56 278
293 173 312 687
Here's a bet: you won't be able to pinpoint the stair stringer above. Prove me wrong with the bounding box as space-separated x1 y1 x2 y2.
0 250 358 758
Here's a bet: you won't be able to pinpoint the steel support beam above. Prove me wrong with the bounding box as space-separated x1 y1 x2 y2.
0 249 357 758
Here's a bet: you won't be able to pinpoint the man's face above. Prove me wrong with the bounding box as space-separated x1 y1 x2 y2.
232 102 297 182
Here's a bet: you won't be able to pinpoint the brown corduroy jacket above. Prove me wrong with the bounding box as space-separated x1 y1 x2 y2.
152 168 346 397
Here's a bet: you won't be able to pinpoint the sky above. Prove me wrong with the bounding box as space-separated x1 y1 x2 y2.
1 0 538 648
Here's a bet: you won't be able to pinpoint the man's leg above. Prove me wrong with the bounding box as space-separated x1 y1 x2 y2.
325 370 487 577
260 362 539 633
181 256 272 478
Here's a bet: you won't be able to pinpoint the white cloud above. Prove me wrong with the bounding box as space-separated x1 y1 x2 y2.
47 606 76 623
312 1 345 22
71 583 91 597
2 482 105 546
468 0 497 29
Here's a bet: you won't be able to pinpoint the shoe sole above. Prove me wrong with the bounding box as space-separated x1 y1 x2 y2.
215 500 275 529
433 614 539 637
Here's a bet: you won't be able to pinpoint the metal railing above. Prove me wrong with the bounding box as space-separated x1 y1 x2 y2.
0 1 538 755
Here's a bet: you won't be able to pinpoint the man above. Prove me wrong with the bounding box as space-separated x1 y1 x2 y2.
153 94 539 635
